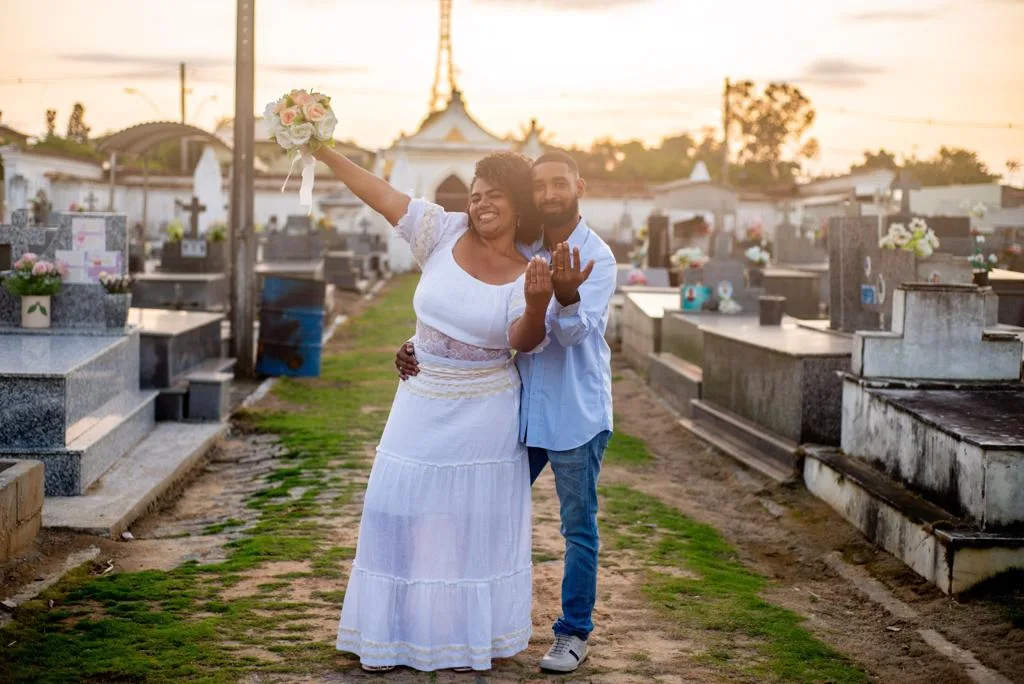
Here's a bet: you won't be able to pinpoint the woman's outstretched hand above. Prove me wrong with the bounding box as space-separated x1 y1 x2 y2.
524 256 554 312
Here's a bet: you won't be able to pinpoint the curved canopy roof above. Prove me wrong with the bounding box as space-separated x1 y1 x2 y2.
97 121 230 156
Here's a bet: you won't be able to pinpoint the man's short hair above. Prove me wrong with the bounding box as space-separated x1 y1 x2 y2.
533 151 579 175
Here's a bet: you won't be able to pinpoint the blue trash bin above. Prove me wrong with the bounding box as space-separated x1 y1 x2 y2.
256 277 326 377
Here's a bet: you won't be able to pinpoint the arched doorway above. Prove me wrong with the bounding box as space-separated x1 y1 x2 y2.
435 174 469 213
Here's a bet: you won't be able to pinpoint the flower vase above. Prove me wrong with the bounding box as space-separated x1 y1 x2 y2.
21 295 52 329
747 267 765 288
104 293 132 330
973 271 990 287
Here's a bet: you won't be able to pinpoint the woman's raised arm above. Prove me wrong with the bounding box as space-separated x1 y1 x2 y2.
312 146 410 226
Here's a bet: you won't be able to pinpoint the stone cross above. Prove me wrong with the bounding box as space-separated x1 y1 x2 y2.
0 210 58 271
893 171 922 216
84 191 99 212
175 196 207 239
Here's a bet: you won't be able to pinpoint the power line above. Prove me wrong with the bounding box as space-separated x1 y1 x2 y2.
819 106 1021 131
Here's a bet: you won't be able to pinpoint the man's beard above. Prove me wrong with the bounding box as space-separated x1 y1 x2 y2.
538 197 580 230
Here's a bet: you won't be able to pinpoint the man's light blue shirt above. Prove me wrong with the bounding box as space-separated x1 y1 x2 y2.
516 217 617 452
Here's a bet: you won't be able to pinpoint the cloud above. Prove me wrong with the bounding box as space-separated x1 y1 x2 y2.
475 0 653 9
794 58 885 89
845 8 942 21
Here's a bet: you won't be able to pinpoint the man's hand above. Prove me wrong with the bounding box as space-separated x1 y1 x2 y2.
551 242 595 307
525 256 554 312
395 342 419 380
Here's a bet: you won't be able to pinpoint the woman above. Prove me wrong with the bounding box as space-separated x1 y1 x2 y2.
312 145 551 672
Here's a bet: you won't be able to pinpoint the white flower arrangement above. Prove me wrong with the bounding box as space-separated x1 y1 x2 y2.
969 233 1000 272
670 247 708 269
744 245 770 266
879 218 939 258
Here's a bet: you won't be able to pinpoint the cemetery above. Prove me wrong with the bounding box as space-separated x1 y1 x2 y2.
622 192 1024 593
2 3 1024 677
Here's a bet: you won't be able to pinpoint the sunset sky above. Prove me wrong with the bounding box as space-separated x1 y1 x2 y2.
1 0 1022 178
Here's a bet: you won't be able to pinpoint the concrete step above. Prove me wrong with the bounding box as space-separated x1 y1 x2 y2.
680 416 794 484
43 421 227 538
2 389 158 496
688 399 801 481
803 446 1024 594
648 352 702 418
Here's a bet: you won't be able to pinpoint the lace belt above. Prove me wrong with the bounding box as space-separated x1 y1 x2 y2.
404 351 520 401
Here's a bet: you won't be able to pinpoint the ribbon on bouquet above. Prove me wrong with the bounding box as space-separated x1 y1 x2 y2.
281 150 317 216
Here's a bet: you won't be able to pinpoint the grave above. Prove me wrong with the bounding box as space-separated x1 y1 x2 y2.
774 204 827 266
133 195 229 311
828 215 972 333
991 268 1024 327
0 211 127 329
129 308 236 422
620 289 684 373
324 251 368 293
615 265 670 290
763 267 822 319
0 211 228 537
680 319 852 480
804 284 1024 593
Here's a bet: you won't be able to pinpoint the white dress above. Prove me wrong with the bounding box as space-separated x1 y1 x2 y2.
336 198 537 671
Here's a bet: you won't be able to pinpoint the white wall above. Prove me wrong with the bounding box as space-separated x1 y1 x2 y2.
580 197 654 242
1 147 103 221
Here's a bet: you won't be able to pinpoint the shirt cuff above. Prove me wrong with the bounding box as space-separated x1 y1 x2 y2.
552 299 581 318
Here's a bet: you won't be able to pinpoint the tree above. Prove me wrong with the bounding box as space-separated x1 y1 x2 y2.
850 149 899 173
45 109 57 139
727 81 818 184
66 103 90 144
850 146 999 186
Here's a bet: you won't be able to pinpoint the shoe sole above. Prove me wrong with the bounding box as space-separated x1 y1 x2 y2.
539 651 588 673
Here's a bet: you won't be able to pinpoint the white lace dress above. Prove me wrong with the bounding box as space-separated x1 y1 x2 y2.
336 198 539 671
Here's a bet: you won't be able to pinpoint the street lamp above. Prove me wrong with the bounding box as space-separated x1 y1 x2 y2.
190 95 218 124
123 88 166 119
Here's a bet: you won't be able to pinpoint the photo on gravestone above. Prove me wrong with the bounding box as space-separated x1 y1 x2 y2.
702 259 759 313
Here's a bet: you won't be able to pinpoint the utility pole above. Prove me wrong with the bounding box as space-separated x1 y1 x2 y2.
180 62 188 175
230 0 257 377
721 77 730 186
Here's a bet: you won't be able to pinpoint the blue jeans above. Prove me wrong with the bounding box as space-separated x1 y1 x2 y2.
528 430 610 641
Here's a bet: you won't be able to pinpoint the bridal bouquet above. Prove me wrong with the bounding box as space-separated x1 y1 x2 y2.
265 89 337 214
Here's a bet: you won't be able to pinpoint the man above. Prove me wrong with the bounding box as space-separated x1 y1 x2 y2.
396 151 617 673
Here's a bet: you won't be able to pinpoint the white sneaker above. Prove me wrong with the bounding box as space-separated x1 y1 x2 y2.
539 633 588 672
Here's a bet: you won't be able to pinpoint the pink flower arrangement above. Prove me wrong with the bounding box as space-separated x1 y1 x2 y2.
4 253 67 297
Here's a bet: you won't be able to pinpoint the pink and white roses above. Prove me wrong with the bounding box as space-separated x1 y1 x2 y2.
265 89 338 213
265 89 336 152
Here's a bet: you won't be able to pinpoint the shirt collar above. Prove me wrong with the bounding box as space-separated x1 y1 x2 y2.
527 216 591 257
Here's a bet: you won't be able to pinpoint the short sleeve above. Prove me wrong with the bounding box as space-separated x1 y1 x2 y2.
506 276 550 354
394 198 467 266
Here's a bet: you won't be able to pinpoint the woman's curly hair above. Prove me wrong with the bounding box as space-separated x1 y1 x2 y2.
470 152 542 245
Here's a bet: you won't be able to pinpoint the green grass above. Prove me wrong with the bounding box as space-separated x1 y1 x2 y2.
0 276 420 684
600 484 867 683
604 429 654 466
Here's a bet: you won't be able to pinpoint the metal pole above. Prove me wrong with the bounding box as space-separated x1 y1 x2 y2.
180 62 188 175
108 152 117 211
230 0 257 377
142 154 149 233
721 77 730 185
